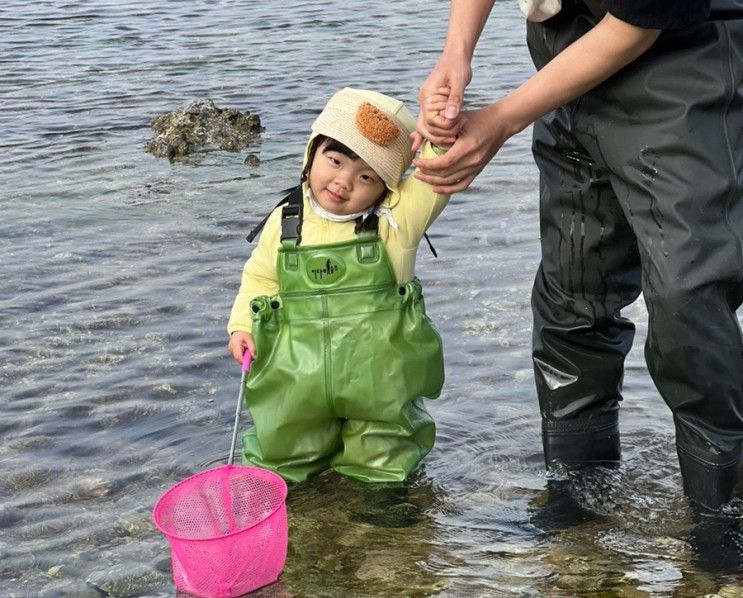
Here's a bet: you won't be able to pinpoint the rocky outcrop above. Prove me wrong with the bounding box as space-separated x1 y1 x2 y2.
145 99 263 160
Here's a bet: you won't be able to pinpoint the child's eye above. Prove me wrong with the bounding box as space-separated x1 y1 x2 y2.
360 174 378 184
326 155 340 166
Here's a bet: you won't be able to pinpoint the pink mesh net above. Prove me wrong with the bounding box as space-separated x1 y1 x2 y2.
153 465 288 597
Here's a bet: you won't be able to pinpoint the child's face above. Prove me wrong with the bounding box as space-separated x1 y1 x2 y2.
308 141 386 216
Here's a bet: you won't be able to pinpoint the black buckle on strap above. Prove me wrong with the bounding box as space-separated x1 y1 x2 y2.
281 203 302 244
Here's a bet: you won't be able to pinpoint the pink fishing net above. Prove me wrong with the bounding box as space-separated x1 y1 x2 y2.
153 465 288 597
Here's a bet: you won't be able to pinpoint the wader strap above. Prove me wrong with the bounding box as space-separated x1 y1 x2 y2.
354 212 379 235
245 184 303 243
254 184 438 256
281 203 303 244
423 233 438 258
352 210 437 257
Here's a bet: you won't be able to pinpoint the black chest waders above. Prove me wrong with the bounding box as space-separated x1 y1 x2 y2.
527 1 743 510
241 189 444 483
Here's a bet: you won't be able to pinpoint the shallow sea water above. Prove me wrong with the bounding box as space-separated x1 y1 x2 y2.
2 1 742 596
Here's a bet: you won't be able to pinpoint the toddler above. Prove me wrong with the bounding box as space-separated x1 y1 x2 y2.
228 87 450 483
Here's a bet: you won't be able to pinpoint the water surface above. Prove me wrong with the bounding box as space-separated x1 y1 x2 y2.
2 1 741 595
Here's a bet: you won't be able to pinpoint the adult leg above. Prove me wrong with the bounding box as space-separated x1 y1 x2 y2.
582 18 743 510
531 111 642 468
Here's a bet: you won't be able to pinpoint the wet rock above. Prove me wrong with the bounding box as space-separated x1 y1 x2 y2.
47 564 66 576
40 579 105 597
719 584 743 597
86 563 164 596
1 550 38 574
19 516 72 540
154 556 173 573
2 467 57 492
355 555 396 582
244 153 260 167
71 476 115 500
118 507 154 538
145 99 263 161
0 505 24 528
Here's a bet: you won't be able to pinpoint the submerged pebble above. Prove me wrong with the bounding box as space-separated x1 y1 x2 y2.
118 507 154 538
2 468 58 493
40 579 104 597
0 506 24 528
71 476 115 500
85 563 164 596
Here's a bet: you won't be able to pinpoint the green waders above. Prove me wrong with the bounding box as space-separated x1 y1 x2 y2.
241 202 444 483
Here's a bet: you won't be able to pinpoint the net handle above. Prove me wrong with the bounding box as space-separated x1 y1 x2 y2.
228 351 253 465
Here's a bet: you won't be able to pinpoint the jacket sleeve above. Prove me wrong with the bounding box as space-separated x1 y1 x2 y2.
393 141 451 245
227 207 282 334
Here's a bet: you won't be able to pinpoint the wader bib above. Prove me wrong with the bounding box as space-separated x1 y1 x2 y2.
527 0 743 509
241 194 444 483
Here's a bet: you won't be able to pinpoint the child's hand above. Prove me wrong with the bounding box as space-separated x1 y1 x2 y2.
411 86 463 152
228 331 256 364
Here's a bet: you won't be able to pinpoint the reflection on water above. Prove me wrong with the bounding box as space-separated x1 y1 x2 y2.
2 0 741 595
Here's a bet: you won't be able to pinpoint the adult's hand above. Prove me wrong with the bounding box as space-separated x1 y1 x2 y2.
412 0 495 152
413 12 661 194
413 103 511 194
412 54 472 152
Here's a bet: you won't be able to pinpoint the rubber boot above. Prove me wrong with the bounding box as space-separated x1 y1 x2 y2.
677 449 743 513
543 418 621 469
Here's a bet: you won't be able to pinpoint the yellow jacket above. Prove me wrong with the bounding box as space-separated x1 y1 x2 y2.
228 142 448 334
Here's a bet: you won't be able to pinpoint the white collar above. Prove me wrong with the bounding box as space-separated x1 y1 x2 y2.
305 188 399 230
306 188 374 222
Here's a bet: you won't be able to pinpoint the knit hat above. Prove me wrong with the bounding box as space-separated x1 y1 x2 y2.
310 88 416 190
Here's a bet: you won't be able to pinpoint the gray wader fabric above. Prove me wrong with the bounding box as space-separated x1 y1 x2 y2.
527 2 743 509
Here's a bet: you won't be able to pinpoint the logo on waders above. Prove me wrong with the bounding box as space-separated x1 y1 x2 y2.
306 255 345 284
